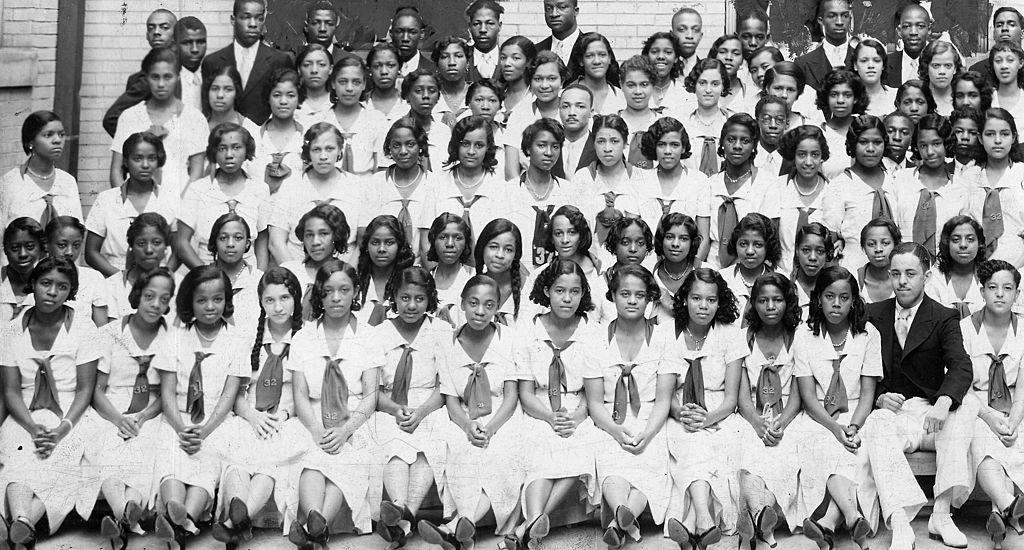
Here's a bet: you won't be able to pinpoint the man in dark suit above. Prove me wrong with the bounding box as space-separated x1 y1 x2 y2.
883 3 931 88
102 9 177 137
390 7 436 79
554 85 597 179
201 0 292 124
863 243 976 550
466 0 503 82
968 7 1024 81
671 8 703 78
794 0 855 91
294 0 345 58
537 0 583 72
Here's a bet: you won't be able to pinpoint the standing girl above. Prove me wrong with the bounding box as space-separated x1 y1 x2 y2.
283 259 380 546
651 213 701 324
177 123 269 269
665 268 747 548
793 265 925 549
153 266 246 547
425 213 475 327
207 212 263 332
0 258 100 545
510 118 571 269
919 40 961 116
616 56 659 169
894 80 936 127
1 111 83 233
109 48 206 194
418 275 525 546
294 45 335 129
432 37 472 127
774 125 829 274
205 66 261 144
505 52 567 174
681 59 732 176
371 267 454 548
792 222 836 316
366 43 409 123
254 68 304 194
45 216 109 327
497 36 538 117
357 215 416 327
463 79 512 179
279 204 351 321
990 43 1024 126
402 69 454 165
567 33 624 115
508 260 601 548
85 132 178 276
817 70 868 180
858 218 901 304
0 218 44 321
104 213 173 320
822 115 899 270
87 268 174 549
895 113 970 259
722 212 782 316
213 267 308 547
324 54 389 176
926 215 987 318
966 108 1024 268
581 265 680 549
642 31 689 114
709 34 751 111
473 218 525 326
735 273 803 548
850 38 896 118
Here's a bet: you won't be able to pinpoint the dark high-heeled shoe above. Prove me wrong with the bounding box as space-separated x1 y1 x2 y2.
380 501 407 527
8 519 34 550
0 515 10 550
602 525 625 549
306 511 330 550
803 518 835 550
693 526 722 550
288 520 315 550
210 521 239 550
228 497 252 542
614 505 640 542
666 517 691 547
154 515 175 542
453 517 475 545
849 516 870 549
100 516 126 550
1004 494 1024 535
755 507 779 549
988 510 1007 549
417 519 457 550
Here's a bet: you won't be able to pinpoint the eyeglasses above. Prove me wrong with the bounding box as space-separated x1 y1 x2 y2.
758 115 788 126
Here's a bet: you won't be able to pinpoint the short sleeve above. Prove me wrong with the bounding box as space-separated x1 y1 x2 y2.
85 192 110 237
722 324 750 364
861 325 883 379
110 111 132 154
792 330 814 377
693 179 712 218
417 185 438 229
176 188 200 231
438 359 460 397
182 108 209 157
72 321 104 366
654 328 684 375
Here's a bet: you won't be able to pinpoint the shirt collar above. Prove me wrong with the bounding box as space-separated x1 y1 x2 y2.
551 28 580 51
896 297 924 323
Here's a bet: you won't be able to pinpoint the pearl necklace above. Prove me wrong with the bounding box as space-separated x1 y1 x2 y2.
724 168 752 185
26 165 55 180
455 170 485 191
795 176 823 197
392 166 423 190
830 329 849 349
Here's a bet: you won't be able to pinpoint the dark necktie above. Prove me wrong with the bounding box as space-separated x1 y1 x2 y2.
718 196 739 267
989 353 1012 414
953 302 971 320
40 194 58 229
186 351 213 424
698 137 719 177
796 206 816 233
368 301 388 326
871 188 893 220
124 354 155 414
913 189 936 255
546 341 571 412
983 187 1005 257
612 363 641 424
321 357 350 428
226 199 238 214
390 344 413 407
532 205 555 267
657 198 675 217
756 362 783 417
464 363 492 420
627 132 652 169
397 198 414 245
596 191 623 246
255 343 289 413
824 354 849 418
341 132 356 173
29 356 62 417
457 195 482 232
680 357 707 409
301 283 314 321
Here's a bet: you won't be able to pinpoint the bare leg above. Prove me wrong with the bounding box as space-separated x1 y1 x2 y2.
322 481 345 525
246 474 276 518
978 457 1016 511
826 475 860 529
5 484 44 527
298 469 327 521
383 457 411 507
688 480 716 532
219 468 249 527
406 455 435 516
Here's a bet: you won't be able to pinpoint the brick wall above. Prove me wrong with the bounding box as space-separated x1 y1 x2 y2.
4 0 732 214
0 0 57 173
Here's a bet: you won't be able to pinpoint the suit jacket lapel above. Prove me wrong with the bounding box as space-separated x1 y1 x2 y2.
243 43 271 97
576 132 598 172
901 297 935 359
877 301 898 368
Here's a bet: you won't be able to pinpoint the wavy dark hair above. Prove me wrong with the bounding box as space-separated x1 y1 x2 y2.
265 67 303 113
567 32 620 86
357 214 416 309
618 55 656 88
672 267 739 335
206 211 252 259
387 266 439 314
707 33 743 75
592 112 630 143
4 217 44 253
544 205 598 265
250 267 304 371
978 259 1021 287
844 114 888 158
44 215 85 245
761 61 806 99
127 212 172 247
301 121 345 165
640 116 691 161
445 115 498 173
496 36 538 86
951 71 994 112
743 272 802 334
779 124 830 163
309 259 361 318
295 204 351 261
606 264 661 304
206 121 256 164
528 258 595 313
806 265 867 335
683 57 732 97
21 110 62 155
977 107 1024 164
366 41 403 93
295 44 334 103
859 217 901 249
202 64 245 117
894 79 937 116
473 218 524 318
525 50 568 83
383 116 430 161
521 117 565 155
466 78 506 109
847 37 889 85
127 266 176 311
815 69 868 118
121 131 167 173
718 112 759 160
727 212 781 269
26 256 79 302
655 212 701 262
176 264 234 326
918 40 962 87
604 217 654 258
937 215 987 276
792 222 836 274
642 31 685 81
911 113 955 162
426 212 473 265
330 53 369 104
988 43 1024 88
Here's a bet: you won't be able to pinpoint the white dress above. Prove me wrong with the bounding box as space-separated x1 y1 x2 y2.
892 168 971 259
151 323 249 503
771 175 827 275
268 171 363 263
567 164 643 270
512 316 602 511
820 168 899 270
583 320 681 526
178 174 270 266
81 317 170 505
84 184 179 271
964 163 1024 268
0 307 102 531
820 123 852 181
634 165 711 232
111 102 207 197
703 169 779 271
432 266 474 328
665 322 752 533
925 267 983 319
437 323 527 535
280 320 381 534
217 323 309 523
0 168 83 236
